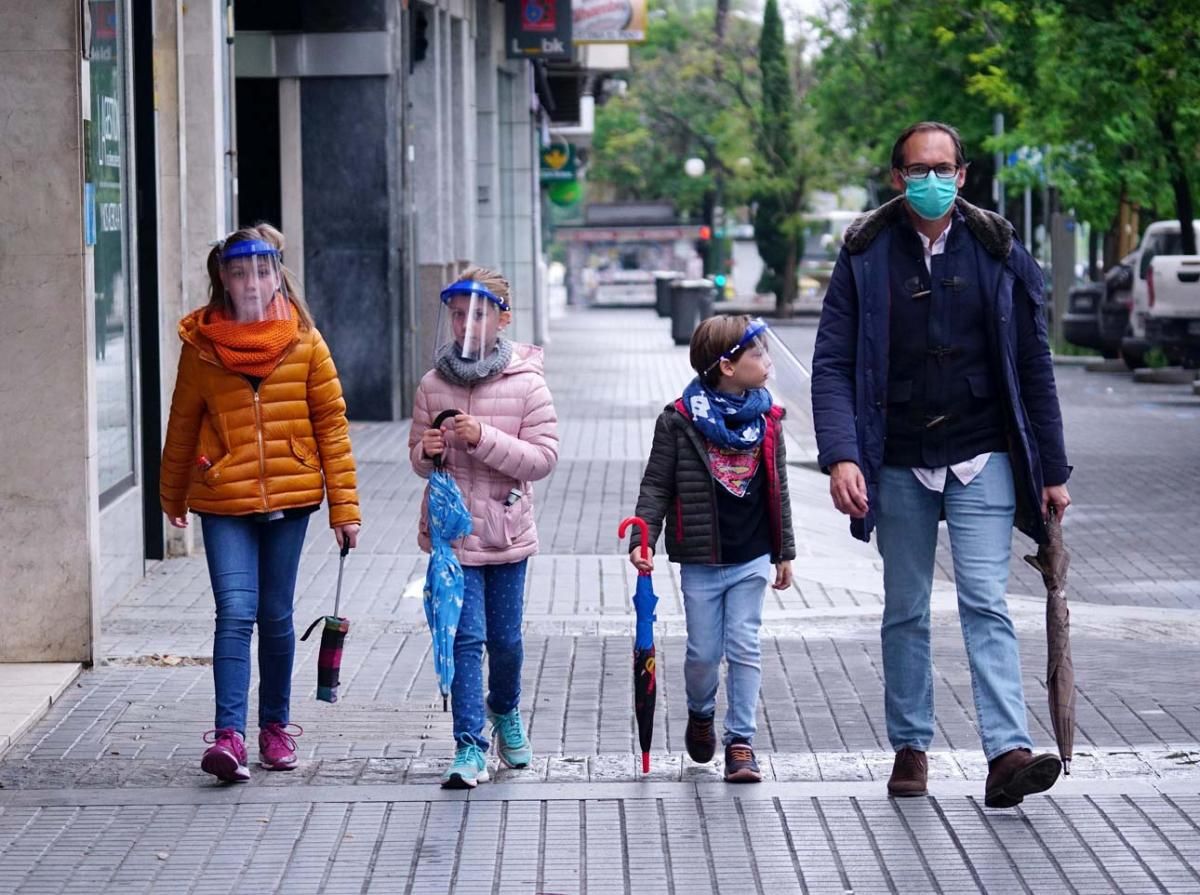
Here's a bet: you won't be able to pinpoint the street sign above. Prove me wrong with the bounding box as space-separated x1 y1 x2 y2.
506 0 573 59
572 0 647 44
540 144 577 183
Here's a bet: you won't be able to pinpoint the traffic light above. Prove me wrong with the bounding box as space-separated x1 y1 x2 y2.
713 274 727 289
697 225 712 241
411 9 430 67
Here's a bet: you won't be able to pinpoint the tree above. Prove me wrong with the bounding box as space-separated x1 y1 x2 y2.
589 6 758 219
752 0 806 313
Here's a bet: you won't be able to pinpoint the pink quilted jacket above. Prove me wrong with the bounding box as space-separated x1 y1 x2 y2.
408 344 559 565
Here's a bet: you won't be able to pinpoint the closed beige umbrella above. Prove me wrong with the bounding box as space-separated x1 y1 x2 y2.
1024 507 1075 774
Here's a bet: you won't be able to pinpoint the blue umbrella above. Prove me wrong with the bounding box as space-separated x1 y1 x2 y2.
424 410 473 711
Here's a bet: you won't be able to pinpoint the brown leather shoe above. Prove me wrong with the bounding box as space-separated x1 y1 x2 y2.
887 746 928 797
984 749 1062 808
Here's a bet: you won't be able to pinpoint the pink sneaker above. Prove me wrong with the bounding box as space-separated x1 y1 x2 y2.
259 722 303 770
201 728 250 782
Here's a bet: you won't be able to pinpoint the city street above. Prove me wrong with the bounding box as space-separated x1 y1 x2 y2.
1 308 1199 893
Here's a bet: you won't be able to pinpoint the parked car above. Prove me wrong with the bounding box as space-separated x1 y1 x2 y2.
1145 253 1200 368
1122 219 1200 369
1063 282 1107 355
1096 253 1135 358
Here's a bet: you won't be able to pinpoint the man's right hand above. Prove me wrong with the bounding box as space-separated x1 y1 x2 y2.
830 461 869 518
629 547 654 573
421 427 445 459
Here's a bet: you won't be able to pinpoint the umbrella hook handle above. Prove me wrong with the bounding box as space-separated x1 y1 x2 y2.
618 516 651 564
430 409 463 470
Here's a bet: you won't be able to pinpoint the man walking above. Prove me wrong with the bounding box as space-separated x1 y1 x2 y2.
811 121 1072 808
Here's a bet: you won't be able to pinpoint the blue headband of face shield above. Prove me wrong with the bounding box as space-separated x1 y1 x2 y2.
703 318 770 375
221 238 280 262
440 279 510 312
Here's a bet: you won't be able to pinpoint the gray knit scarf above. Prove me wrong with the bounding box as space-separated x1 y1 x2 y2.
434 338 513 387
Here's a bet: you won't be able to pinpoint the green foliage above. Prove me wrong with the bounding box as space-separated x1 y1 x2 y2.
810 0 1200 244
589 4 759 216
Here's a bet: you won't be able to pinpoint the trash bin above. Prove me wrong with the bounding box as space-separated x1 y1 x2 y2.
653 271 681 319
670 279 717 346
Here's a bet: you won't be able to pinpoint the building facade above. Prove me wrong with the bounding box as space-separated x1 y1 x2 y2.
0 0 565 663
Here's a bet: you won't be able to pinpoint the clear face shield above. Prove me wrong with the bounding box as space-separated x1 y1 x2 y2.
434 279 511 363
712 317 813 427
218 239 290 323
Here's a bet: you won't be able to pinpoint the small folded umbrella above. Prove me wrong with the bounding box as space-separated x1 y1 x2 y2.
423 409 473 711
1024 506 1075 774
619 515 658 774
300 535 352 703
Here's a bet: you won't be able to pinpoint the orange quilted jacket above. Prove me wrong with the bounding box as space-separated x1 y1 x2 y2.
159 307 360 527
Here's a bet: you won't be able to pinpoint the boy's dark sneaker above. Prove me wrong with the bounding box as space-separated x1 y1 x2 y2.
723 738 762 783
685 711 716 763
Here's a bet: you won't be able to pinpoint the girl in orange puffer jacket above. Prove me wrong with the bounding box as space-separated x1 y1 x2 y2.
160 223 360 783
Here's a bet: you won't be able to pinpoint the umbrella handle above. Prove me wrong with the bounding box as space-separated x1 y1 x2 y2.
430 409 463 470
618 516 651 564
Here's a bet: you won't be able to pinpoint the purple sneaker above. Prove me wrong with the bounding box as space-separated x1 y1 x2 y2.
259 722 303 771
201 728 250 782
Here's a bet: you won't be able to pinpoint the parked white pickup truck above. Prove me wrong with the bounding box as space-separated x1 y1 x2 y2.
1146 253 1200 368
1122 219 1200 368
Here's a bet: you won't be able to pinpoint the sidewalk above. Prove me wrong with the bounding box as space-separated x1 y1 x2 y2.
2 308 1200 893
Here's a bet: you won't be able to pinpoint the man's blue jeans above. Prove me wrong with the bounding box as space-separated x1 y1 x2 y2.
451 560 528 749
200 513 310 734
875 453 1033 761
680 555 771 745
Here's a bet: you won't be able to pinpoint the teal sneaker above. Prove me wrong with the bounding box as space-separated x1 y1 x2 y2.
441 743 489 789
488 706 533 769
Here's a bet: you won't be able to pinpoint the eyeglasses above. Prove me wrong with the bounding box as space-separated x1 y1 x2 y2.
900 163 959 180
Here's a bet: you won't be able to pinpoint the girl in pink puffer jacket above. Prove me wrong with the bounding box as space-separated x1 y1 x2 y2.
409 267 559 788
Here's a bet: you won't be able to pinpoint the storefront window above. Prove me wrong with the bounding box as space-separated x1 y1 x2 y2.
87 1 136 500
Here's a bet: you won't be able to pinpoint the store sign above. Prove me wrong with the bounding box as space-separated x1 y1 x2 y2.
540 144 577 183
572 0 646 43
506 0 573 59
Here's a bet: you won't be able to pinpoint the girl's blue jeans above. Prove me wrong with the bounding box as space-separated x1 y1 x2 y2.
200 513 309 734
451 559 529 749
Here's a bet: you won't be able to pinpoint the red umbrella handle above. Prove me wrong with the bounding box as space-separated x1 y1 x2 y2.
618 516 651 564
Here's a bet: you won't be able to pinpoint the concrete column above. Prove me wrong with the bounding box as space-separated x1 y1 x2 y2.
0 2 97 661
278 78 304 286
497 61 539 345
473 0 500 267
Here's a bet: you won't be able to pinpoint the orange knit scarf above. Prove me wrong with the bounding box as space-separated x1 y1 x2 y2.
198 296 299 378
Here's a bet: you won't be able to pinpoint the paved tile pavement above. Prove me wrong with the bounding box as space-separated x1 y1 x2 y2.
4 307 1200 892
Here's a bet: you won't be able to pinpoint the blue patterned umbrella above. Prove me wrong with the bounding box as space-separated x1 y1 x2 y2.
423 412 473 711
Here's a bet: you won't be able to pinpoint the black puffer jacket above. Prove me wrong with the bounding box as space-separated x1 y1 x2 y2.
631 399 796 565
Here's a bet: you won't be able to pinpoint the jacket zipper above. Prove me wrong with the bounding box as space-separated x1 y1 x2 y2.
252 388 269 511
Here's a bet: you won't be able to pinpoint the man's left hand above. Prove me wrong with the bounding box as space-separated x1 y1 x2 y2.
453 414 483 447
772 560 793 591
1042 484 1071 520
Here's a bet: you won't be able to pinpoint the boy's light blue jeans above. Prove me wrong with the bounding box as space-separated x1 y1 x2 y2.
199 513 310 735
451 560 528 750
875 453 1034 761
680 555 771 745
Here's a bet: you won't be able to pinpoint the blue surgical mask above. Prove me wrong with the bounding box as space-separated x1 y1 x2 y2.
905 172 958 220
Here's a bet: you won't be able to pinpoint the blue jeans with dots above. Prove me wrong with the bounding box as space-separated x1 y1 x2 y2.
451 559 528 749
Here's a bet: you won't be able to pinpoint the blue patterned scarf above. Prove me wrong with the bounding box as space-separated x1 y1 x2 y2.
681 377 772 450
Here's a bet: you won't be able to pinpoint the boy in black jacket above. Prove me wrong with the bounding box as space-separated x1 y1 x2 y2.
629 315 796 782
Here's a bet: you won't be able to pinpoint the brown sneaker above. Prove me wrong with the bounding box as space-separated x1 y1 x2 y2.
887 746 928 797
984 749 1061 808
685 711 716 763
723 738 762 783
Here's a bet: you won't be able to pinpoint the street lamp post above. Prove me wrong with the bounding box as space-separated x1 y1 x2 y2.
684 156 722 282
